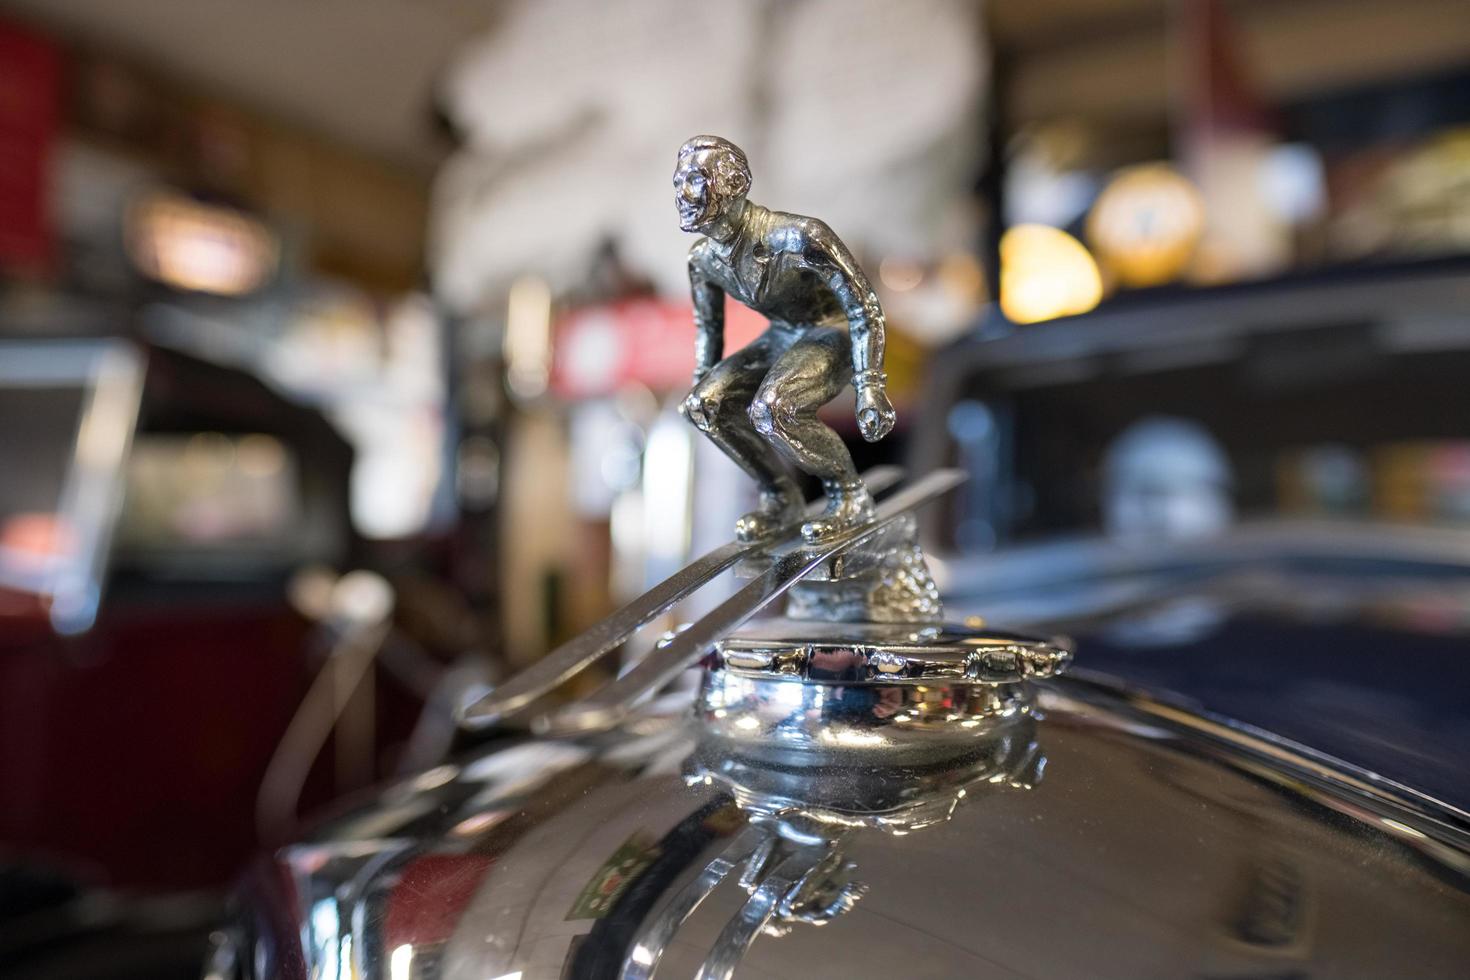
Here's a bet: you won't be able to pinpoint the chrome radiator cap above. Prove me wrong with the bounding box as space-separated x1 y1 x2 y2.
700 617 1068 766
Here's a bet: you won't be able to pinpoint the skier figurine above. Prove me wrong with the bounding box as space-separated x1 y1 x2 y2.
674 135 896 543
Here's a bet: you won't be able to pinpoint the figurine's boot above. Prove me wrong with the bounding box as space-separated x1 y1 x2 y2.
734 477 805 542
801 479 875 543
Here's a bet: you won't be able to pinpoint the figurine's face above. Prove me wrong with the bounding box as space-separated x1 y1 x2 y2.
674 152 738 234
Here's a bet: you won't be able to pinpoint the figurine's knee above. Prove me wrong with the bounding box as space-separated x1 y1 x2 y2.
682 380 725 433
749 387 798 441
748 392 777 438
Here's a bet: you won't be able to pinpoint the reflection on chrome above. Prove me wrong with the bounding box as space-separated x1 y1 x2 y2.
389 943 414 980
226 663 1470 980
622 708 1044 980
699 652 1049 767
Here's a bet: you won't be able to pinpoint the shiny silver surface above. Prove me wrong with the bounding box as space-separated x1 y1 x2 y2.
778 512 945 624
229 674 1470 979
714 617 1071 684
652 712 1043 979
674 136 895 544
700 668 1034 766
550 469 965 733
699 617 1064 767
460 467 902 729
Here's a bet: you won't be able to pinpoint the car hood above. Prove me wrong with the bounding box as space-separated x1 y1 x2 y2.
223 670 1470 980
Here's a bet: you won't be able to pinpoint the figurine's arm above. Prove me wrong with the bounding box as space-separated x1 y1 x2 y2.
689 251 725 383
799 221 896 442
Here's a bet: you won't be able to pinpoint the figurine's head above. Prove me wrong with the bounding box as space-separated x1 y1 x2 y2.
674 136 751 238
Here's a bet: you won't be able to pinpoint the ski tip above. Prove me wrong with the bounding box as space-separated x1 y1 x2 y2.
456 698 503 729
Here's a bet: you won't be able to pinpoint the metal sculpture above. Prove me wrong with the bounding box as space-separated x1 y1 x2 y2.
674 135 896 543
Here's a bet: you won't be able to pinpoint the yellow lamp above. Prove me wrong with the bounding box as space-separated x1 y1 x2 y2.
999 224 1104 324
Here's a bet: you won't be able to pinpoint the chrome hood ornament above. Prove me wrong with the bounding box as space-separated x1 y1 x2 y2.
672 135 895 546
463 137 1070 758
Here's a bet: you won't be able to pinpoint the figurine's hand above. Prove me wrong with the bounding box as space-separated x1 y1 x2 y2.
855 386 896 442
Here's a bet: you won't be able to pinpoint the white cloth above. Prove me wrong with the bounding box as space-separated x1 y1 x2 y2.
430 0 986 313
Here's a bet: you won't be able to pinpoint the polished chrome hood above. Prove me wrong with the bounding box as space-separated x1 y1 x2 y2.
221 671 1470 980
218 466 1470 978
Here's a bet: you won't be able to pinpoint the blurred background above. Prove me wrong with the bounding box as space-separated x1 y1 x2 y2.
1 0 1469 975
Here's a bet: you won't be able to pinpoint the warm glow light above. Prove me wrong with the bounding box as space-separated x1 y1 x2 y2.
505 275 552 399
1380 818 1427 840
126 190 278 295
999 224 1103 324
1086 162 1205 288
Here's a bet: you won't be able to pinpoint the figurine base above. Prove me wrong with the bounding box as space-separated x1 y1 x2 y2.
736 513 942 623
699 616 1070 766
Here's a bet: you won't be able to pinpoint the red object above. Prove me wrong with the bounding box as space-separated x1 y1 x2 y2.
383 853 494 947
0 604 313 888
1175 0 1277 141
551 297 767 399
0 597 431 891
0 20 60 274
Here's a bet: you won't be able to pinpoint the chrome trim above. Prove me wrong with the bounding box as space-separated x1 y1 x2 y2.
1053 670 1470 854
699 668 1035 766
716 617 1070 684
694 849 809 980
620 825 767 980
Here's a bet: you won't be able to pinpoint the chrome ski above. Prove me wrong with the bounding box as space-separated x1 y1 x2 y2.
547 468 965 733
459 466 903 728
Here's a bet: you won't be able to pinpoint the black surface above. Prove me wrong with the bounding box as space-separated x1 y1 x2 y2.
1073 606 1470 811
